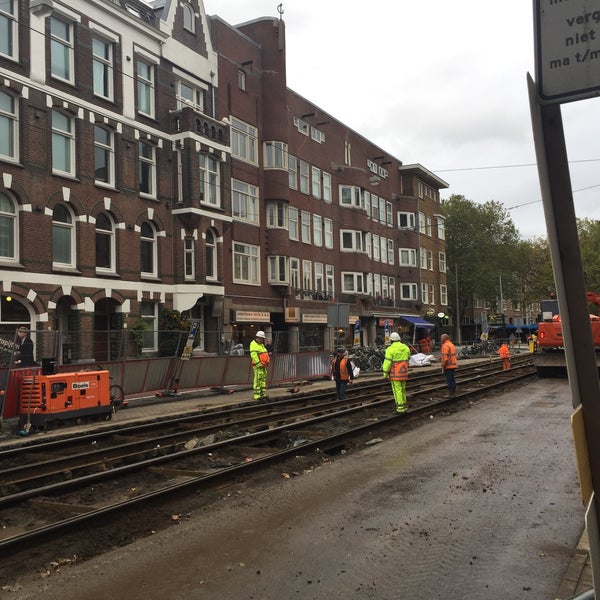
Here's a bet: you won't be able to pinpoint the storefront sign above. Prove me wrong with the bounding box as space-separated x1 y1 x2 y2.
235 311 270 323
302 313 328 324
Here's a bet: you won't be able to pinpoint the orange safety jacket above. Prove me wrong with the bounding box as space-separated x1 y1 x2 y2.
249 340 270 368
383 341 410 381
441 340 457 370
332 356 353 381
498 344 510 359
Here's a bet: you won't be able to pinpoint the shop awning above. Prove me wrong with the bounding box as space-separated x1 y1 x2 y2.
400 315 435 328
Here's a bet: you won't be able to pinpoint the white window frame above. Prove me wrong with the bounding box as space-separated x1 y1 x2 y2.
437 217 446 240
342 272 367 294
0 191 17 262
94 124 115 187
50 16 74 84
184 236 195 281
302 260 312 294
301 210 311 244
177 80 205 112
439 252 447 273
430 284 435 305
440 284 448 306
400 283 418 301
323 172 332 203
288 155 298 190
233 241 260 285
339 185 361 208
231 116 258 165
420 247 427 269
264 141 288 170
205 228 217 281
379 237 387 264
299 160 309 194
386 201 393 226
182 1 195 33
268 255 289 284
421 282 429 304
387 239 394 264
372 234 380 262
95 212 116 273
289 206 299 241
238 69 246 91
199 153 220 206
52 203 76 268
399 248 417 266
92 37 113 100
139 141 156 198
290 257 300 290
428 250 434 271
140 221 158 277
326 264 335 298
340 230 367 253
311 166 321 199
0 0 18 61
313 214 323 247
267 201 288 229
232 179 259 224
398 211 415 230
51 110 76 177
0 89 18 161
136 59 155 117
314 262 324 294
324 218 333 249
140 301 158 351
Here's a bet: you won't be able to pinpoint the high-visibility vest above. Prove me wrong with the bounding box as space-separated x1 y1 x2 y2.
383 341 410 381
249 340 270 368
441 340 457 369
499 344 510 359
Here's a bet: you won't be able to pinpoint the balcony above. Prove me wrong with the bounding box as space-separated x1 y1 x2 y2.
294 289 334 302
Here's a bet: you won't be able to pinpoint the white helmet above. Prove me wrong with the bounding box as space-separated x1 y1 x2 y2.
390 332 401 341
256 331 266 338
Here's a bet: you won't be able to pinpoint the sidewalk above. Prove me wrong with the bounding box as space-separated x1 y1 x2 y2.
556 528 594 599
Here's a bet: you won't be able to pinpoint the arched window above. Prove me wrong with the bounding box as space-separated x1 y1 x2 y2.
182 2 195 33
52 203 75 267
0 191 17 261
96 212 116 272
140 221 157 277
205 228 217 281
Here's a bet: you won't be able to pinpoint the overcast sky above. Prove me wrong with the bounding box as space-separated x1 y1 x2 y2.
202 0 600 240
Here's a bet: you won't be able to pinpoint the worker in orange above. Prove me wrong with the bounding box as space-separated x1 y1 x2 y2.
249 330 270 402
440 333 457 397
382 332 411 413
418 334 431 354
498 341 511 370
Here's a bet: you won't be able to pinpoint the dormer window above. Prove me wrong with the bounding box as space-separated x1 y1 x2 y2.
182 2 195 33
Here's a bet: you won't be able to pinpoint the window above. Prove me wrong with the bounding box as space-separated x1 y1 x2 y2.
52 204 75 267
92 37 113 100
430 284 435 305
341 230 367 253
439 252 447 273
387 239 394 264
313 214 323 247
426 216 432 236
205 228 217 280
379 198 386 224
420 247 427 269
324 218 333 249
182 1 195 32
231 117 257 164
199 154 220 206
311 166 321 198
389 277 396 302
95 212 115 272
342 272 367 294
0 90 17 160
184 237 195 280
302 260 311 293
233 242 259 284
177 80 204 111
418 211 426 234
267 202 287 228
326 264 335 297
136 59 155 117
288 155 297 190
374 274 381 298
314 262 324 294
399 248 416 266
139 141 156 196
290 257 300 290
437 217 446 240
339 185 361 208
386 201 393 226
94 125 114 186
238 69 246 91
289 207 299 241
398 211 415 230
264 141 288 169
0 0 18 60
400 283 418 301
372 234 380 262
140 301 157 351
232 179 258 224
380 237 387 264
428 250 434 270
50 16 74 83
440 284 448 306
140 221 157 276
323 172 332 203
268 256 288 284
52 111 75 176
0 191 17 261
371 194 378 220
299 160 309 194
301 211 311 244
421 282 428 304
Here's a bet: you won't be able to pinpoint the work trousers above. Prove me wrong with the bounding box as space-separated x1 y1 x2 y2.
390 379 407 413
444 368 456 392
253 366 267 400
502 358 510 370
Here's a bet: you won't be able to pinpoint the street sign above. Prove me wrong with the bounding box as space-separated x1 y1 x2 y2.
180 320 200 361
534 0 600 103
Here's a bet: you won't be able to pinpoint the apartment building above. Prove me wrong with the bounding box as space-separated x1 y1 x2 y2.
0 0 448 364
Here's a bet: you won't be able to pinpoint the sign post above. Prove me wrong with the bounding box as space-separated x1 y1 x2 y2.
532 1 600 588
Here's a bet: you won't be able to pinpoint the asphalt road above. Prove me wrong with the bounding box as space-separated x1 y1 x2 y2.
9 377 584 600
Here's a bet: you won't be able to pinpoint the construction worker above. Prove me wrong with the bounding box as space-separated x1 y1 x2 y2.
331 346 354 400
498 342 511 370
440 333 457 397
382 332 410 413
249 331 270 402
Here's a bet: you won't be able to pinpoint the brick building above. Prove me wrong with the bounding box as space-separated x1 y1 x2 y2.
0 0 448 365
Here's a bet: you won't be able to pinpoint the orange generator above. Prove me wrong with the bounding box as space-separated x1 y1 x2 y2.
19 370 112 429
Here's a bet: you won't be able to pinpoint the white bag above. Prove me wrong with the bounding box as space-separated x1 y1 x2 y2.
352 363 360 378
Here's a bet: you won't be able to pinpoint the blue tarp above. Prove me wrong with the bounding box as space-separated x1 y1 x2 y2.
400 315 435 328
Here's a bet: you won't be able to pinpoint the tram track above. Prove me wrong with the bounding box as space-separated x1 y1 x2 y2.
0 355 535 555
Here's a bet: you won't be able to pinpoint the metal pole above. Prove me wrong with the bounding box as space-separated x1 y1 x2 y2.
455 264 461 345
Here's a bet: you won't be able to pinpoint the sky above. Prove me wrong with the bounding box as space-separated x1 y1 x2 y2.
202 0 600 240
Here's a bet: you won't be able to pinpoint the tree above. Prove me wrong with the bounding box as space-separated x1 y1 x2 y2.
442 194 521 331
577 218 600 293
